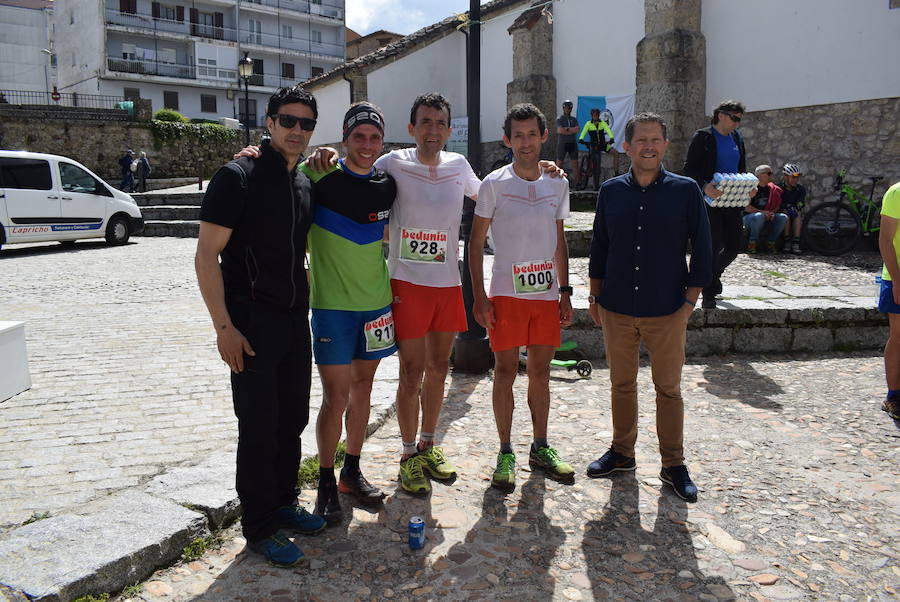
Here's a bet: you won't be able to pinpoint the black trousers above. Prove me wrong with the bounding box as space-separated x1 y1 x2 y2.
703 206 743 299
227 299 312 543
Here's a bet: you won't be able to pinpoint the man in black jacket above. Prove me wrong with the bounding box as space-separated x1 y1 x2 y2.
195 85 325 567
682 100 747 309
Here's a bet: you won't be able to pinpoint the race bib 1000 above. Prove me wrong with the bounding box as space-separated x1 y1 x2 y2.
399 228 448 263
364 311 396 352
512 260 554 295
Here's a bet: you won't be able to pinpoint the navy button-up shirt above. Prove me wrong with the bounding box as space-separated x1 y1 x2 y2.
589 168 712 317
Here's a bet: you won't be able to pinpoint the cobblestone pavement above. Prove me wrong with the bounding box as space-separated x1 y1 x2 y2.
0 239 398 531
1 238 895 601
128 353 898 601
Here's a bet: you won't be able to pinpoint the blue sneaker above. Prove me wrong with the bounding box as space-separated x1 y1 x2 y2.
277 505 326 535
248 532 304 567
659 465 698 503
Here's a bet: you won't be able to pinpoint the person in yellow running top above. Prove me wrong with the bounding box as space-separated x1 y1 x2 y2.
878 180 900 421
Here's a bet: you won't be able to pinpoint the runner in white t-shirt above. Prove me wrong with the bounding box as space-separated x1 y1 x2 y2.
373 94 480 494
469 103 575 491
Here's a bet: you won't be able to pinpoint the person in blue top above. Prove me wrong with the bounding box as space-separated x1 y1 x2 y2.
586 112 712 503
683 99 747 309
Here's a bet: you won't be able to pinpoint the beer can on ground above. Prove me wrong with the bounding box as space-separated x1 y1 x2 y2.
408 516 425 549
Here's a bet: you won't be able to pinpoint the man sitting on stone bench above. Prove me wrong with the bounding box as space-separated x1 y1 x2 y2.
743 165 788 254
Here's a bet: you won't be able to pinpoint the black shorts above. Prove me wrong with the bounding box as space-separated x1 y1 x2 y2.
556 142 578 161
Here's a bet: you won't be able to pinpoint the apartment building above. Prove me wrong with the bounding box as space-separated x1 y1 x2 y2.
51 0 345 125
0 0 55 93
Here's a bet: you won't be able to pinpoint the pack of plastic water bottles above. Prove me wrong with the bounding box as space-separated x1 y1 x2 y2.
704 172 758 207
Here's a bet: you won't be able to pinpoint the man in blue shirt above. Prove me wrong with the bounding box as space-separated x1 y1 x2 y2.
585 112 712 503
683 99 747 308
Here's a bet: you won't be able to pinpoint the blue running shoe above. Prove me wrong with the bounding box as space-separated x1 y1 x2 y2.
248 532 304 567
277 505 326 535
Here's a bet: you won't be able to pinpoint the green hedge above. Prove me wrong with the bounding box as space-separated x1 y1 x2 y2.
149 120 238 149
153 108 188 122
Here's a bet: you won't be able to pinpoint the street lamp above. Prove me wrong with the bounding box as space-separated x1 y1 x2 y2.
238 52 253 146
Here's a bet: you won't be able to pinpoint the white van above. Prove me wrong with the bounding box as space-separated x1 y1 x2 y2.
0 150 144 251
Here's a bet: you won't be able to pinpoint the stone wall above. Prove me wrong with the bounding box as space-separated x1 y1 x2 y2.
738 97 900 204
0 117 264 181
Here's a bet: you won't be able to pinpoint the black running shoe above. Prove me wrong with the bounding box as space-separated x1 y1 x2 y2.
883 397 900 421
659 465 698 503
314 481 343 524
586 448 636 478
338 468 385 505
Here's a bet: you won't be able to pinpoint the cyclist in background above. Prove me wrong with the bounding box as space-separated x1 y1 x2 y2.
579 108 619 190
556 100 581 188
779 163 807 254
878 180 900 422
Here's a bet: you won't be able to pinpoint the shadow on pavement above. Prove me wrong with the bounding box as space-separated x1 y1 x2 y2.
583 473 734 600
0 240 131 258
700 358 784 409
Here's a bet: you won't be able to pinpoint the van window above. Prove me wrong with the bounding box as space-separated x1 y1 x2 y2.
60 162 109 195
0 158 53 190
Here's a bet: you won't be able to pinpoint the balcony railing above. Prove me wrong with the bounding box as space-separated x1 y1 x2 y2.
241 30 343 56
106 8 237 41
241 0 344 20
107 56 197 79
0 89 130 110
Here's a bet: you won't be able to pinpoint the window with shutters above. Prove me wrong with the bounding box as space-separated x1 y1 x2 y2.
282 24 292 39
311 29 322 43
123 87 140 101
248 19 262 44
118 0 137 14
311 66 323 77
282 62 295 81
200 94 217 113
163 91 179 110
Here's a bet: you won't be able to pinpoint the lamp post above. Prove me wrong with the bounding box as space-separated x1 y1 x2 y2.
238 52 253 146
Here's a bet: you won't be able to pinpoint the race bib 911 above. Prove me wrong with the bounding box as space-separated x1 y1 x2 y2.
512 260 554 294
364 311 395 352
399 228 448 263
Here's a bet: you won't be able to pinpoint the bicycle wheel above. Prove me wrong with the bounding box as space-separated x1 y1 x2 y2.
577 154 591 190
863 204 882 250
802 202 862 256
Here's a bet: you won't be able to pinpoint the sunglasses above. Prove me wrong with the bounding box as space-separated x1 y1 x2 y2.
271 114 317 131
722 112 742 123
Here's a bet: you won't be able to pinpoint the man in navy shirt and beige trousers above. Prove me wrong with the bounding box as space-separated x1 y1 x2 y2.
585 112 712 502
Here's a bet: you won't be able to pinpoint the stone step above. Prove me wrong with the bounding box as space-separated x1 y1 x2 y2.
140 220 199 237
140 206 201 221
132 192 205 207
562 304 886 358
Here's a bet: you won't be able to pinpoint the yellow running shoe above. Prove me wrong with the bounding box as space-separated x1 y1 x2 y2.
417 445 457 480
398 455 430 493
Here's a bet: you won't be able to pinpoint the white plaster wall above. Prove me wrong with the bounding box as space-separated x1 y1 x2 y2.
478 8 516 140
552 0 644 107
54 0 105 93
0 5 52 92
307 78 351 146
704 0 900 112
366 33 467 143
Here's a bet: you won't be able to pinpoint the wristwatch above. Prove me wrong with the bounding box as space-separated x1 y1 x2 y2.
587 295 598 304
558 286 573 294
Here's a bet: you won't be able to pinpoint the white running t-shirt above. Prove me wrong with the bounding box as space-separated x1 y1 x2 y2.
475 163 569 301
376 149 481 287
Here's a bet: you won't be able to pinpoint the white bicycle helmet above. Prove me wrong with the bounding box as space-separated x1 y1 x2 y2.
782 163 802 176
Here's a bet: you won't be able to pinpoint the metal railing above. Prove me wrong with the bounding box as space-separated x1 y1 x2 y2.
107 56 197 79
241 29 343 56
0 89 130 110
241 0 344 19
106 8 238 41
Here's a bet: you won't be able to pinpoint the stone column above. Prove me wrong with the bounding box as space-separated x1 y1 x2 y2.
635 0 705 172
506 5 557 158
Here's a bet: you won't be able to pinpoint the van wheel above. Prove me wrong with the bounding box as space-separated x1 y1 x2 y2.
106 215 130 245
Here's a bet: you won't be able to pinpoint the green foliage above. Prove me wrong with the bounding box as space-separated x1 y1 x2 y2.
150 120 238 148
189 118 221 124
297 440 347 488
22 511 50 525
181 532 224 562
73 594 110 602
153 108 188 122
121 583 143 598
764 269 787 279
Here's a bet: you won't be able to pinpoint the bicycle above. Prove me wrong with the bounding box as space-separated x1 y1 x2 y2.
577 141 602 190
801 171 883 256
489 142 513 173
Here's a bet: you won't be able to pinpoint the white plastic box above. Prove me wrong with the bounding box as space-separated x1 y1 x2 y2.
0 321 31 402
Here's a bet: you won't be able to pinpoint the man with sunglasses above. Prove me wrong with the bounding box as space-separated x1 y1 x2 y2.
683 99 748 309
195 85 324 568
